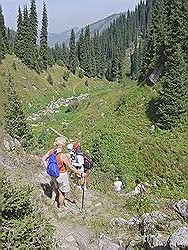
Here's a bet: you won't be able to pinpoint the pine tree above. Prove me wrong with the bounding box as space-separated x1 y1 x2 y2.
28 0 39 71
155 0 188 129
77 29 87 70
7 27 14 54
110 50 122 82
39 3 48 70
0 5 8 62
93 33 106 79
83 26 97 77
4 74 33 148
62 42 69 66
22 6 30 66
14 7 23 58
139 0 166 83
156 44 187 129
69 29 78 74
29 0 38 45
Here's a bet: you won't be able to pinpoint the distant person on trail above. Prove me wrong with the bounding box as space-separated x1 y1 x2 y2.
42 137 87 211
134 179 146 195
114 177 123 193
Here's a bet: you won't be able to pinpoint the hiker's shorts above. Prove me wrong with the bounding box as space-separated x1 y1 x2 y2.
52 172 70 193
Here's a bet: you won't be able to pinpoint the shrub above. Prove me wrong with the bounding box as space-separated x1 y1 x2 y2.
66 100 78 113
78 69 84 79
2 175 55 249
115 96 126 114
47 73 53 85
12 61 17 70
84 80 89 87
4 73 33 148
62 71 70 81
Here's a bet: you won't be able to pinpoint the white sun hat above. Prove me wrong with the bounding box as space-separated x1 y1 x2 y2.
67 143 73 151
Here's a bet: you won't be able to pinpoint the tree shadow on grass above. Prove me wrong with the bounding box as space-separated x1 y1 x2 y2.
146 97 160 123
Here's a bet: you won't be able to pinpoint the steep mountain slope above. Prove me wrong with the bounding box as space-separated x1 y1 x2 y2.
48 27 79 47
48 13 120 46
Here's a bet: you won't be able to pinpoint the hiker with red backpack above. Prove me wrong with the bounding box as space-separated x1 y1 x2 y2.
42 137 87 211
67 143 93 191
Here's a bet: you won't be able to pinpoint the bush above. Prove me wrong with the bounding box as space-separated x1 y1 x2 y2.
66 100 78 113
47 73 53 85
12 61 17 70
84 80 89 87
56 60 64 66
62 71 70 81
78 69 84 79
115 96 126 114
2 175 55 249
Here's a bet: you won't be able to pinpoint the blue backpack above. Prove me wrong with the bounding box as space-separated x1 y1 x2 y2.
47 152 60 178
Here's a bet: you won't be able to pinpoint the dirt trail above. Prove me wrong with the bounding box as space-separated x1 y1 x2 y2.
35 169 118 249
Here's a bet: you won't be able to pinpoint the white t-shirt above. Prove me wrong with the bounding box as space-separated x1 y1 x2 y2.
114 180 122 192
71 152 84 174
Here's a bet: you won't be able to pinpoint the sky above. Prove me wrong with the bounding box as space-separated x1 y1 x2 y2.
1 0 140 33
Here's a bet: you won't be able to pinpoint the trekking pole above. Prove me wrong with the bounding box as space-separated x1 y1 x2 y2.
49 127 68 141
81 177 86 209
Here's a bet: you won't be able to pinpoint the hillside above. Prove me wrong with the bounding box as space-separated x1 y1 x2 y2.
31 75 188 200
0 55 109 117
1 54 188 249
1 55 187 199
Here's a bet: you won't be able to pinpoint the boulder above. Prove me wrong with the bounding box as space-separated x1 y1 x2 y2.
173 200 188 220
169 225 188 250
99 234 120 250
127 235 145 250
141 211 168 234
168 220 182 230
146 233 169 249
111 217 127 226
3 136 22 151
126 217 141 226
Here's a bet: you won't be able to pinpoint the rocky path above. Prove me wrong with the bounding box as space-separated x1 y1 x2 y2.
2 136 188 250
27 93 89 121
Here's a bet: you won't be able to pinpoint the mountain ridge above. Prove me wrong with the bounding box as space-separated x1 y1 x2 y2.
48 13 121 46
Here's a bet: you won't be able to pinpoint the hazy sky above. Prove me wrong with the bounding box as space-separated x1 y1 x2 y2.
1 0 140 33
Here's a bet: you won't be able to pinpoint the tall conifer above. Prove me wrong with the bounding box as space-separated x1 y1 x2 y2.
139 0 166 82
39 3 48 70
69 29 78 74
155 0 188 129
0 5 8 62
14 7 23 58
156 44 187 129
4 74 33 148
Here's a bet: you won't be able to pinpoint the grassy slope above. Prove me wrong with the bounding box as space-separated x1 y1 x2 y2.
0 55 107 117
1 56 187 199
33 77 188 200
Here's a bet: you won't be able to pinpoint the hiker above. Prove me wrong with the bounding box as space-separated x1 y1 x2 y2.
134 179 146 195
67 143 92 190
114 177 123 193
42 137 87 210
